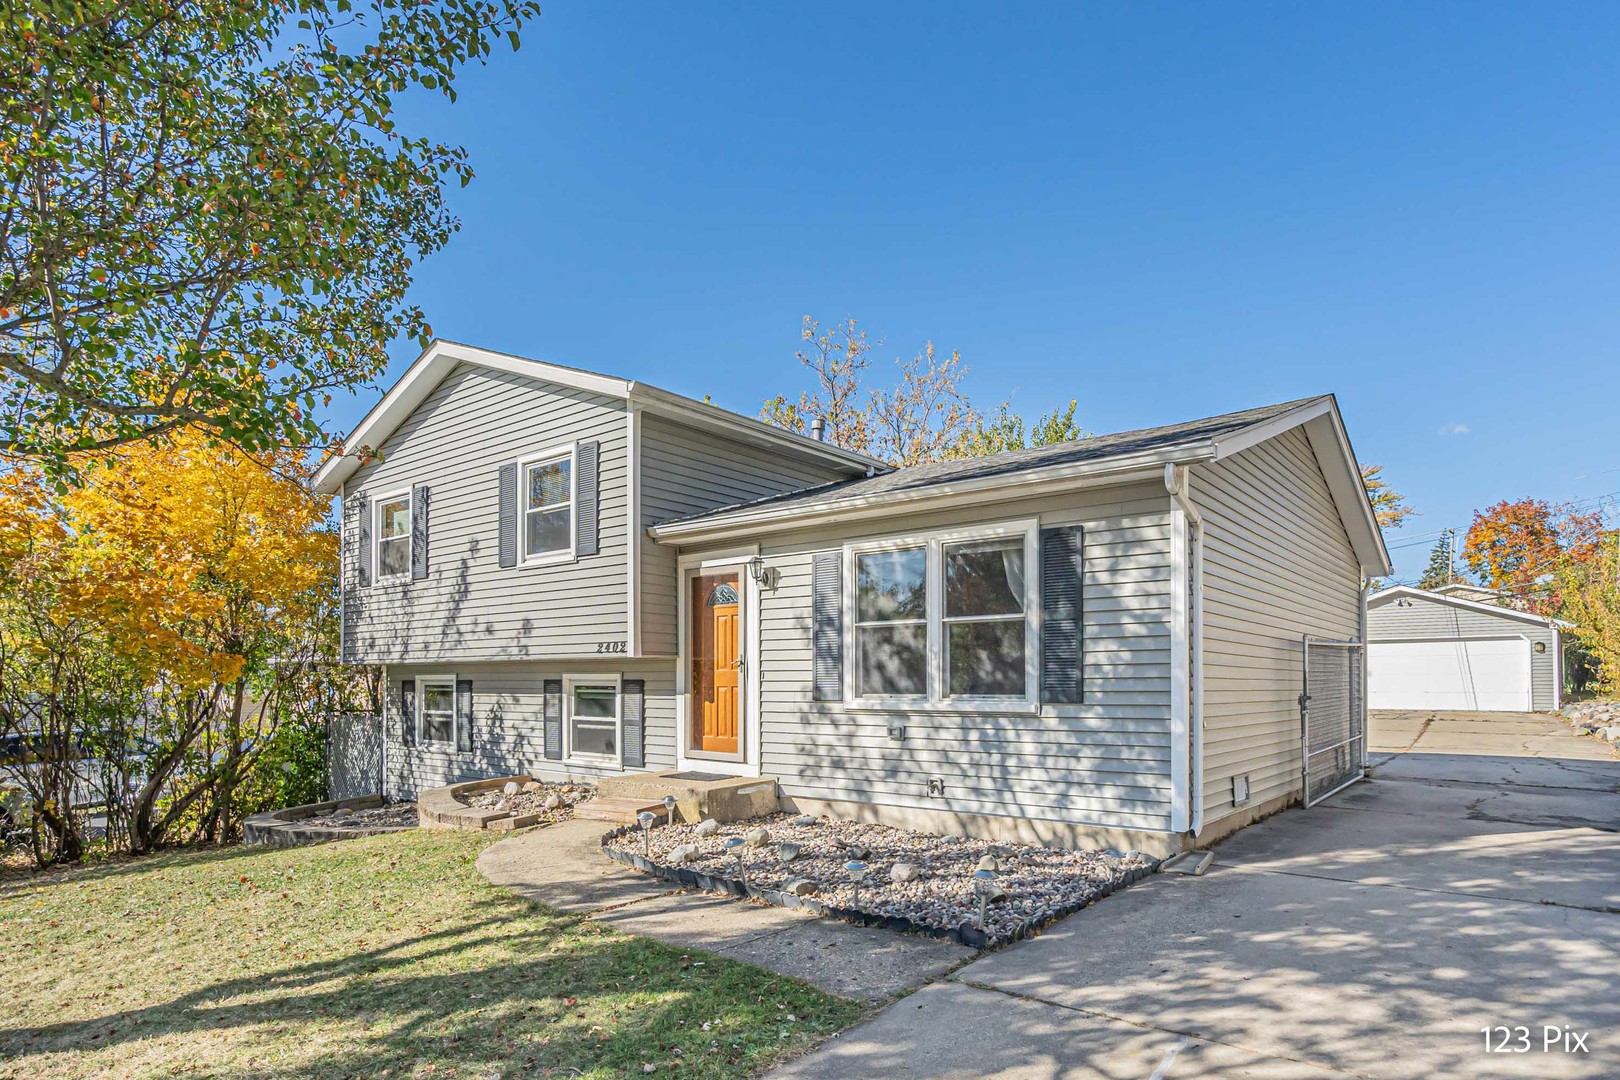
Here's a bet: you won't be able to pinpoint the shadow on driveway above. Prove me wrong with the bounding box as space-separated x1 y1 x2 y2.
772 710 1620 1079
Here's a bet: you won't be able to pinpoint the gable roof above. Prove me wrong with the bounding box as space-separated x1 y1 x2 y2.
311 339 886 494
650 393 1395 575
1368 585 1570 628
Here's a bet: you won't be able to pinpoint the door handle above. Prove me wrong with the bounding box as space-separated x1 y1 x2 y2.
731 658 744 669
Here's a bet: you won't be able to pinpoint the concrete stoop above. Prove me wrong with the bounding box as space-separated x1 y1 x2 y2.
595 771 780 824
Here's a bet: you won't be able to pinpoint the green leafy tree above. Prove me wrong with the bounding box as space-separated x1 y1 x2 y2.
0 0 540 468
955 399 1084 457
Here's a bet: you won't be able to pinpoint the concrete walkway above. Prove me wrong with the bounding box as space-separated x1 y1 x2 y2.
477 819 972 1003
771 710 1620 1079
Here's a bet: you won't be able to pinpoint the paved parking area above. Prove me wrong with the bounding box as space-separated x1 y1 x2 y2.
773 710 1620 1079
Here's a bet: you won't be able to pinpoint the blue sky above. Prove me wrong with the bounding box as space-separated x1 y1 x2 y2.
325 2 1620 582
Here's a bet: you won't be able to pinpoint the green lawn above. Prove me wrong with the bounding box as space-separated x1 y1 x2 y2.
0 830 863 1079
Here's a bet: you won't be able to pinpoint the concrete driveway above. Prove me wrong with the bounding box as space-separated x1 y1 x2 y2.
773 710 1620 1079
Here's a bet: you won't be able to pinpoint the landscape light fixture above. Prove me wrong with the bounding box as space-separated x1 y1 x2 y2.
637 811 656 858
725 836 747 884
974 868 1000 931
662 794 678 823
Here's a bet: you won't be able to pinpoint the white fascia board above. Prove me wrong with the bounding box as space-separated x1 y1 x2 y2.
647 447 1216 544
627 383 885 475
1367 585 1564 627
1210 395 1391 577
314 340 636 494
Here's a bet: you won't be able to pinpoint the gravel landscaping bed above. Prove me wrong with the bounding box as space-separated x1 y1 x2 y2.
602 812 1158 948
302 802 419 829
459 780 592 825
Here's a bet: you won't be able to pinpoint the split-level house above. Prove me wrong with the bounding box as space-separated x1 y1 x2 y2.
315 340 1392 854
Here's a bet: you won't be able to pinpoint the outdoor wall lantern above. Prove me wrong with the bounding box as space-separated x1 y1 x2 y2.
748 556 769 587
1534 641 1547 653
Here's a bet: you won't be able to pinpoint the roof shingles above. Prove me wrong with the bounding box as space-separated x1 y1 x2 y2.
656 395 1326 529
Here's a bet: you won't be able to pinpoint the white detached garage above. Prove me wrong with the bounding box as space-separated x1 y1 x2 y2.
1367 586 1566 712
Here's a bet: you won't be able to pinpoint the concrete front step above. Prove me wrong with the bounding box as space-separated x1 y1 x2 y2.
596 771 780 824
572 797 670 825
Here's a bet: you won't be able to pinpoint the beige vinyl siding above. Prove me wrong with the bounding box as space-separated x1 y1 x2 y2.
1368 595 1559 710
707 481 1176 833
639 413 854 657
381 659 679 798
342 363 629 663
1195 427 1362 827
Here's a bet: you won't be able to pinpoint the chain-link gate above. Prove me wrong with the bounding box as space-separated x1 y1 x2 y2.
1300 637 1367 806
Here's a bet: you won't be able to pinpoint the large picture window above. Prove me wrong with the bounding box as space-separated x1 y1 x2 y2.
944 538 1027 697
855 547 927 698
523 450 573 562
375 492 412 582
846 522 1038 708
566 676 620 763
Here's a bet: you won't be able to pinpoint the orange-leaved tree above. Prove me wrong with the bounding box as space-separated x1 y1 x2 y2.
1462 498 1602 614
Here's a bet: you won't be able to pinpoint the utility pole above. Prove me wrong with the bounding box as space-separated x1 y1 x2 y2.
1443 527 1456 585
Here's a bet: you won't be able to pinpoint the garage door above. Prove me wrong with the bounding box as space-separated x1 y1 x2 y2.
1368 638 1532 711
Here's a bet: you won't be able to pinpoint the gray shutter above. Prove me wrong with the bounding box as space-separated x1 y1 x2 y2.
812 551 843 701
543 678 563 760
621 678 646 768
498 463 519 568
400 679 416 747
455 679 473 754
1040 525 1084 705
411 485 430 581
356 495 372 588
575 440 599 557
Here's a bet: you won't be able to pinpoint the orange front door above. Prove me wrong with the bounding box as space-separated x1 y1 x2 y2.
691 571 741 756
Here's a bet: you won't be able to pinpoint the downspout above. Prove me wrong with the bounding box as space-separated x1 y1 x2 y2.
1165 465 1204 836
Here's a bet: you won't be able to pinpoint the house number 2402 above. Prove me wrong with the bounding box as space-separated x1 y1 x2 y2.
596 641 628 654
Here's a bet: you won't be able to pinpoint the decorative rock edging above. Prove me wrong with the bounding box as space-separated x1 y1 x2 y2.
419 775 589 832
1562 701 1620 746
244 794 417 847
598 823 1159 950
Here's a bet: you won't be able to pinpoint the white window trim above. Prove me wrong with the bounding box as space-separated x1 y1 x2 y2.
843 519 1040 713
414 673 459 750
563 673 623 768
373 487 414 586
519 443 578 568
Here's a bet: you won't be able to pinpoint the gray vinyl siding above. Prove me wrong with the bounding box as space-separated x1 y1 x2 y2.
1194 427 1363 827
1368 595 1559 710
381 659 679 799
639 413 855 657
341 363 629 662
712 481 1176 834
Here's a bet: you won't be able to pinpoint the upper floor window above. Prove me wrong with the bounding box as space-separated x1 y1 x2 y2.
523 448 574 562
375 491 412 583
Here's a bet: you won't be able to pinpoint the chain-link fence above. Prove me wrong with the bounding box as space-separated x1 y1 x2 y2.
1302 638 1366 806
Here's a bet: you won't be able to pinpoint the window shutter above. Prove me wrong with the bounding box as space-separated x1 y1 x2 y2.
1040 525 1085 705
621 679 646 768
812 551 843 701
411 486 431 581
400 679 416 747
543 678 563 760
498 463 519 568
455 679 473 754
575 440 599 557
356 495 373 588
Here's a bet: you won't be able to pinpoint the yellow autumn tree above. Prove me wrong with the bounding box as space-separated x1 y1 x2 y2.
0 434 344 860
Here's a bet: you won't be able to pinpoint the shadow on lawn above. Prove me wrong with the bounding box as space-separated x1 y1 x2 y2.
2 847 844 1078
